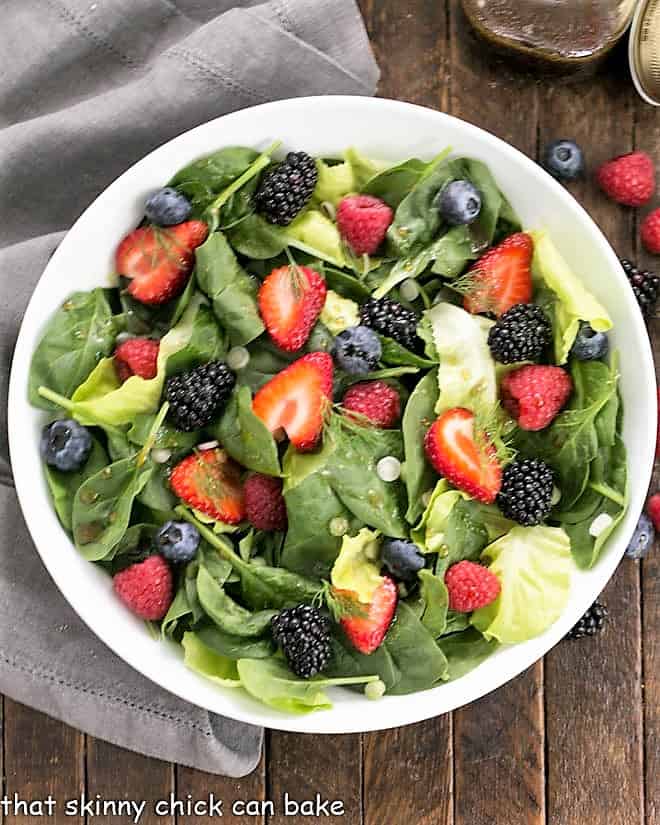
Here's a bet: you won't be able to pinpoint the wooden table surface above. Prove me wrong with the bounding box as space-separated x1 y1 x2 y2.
3 2 659 823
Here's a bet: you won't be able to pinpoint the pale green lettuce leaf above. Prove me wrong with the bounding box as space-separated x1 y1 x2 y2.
313 160 356 204
424 302 497 414
320 290 360 335
343 147 392 189
531 230 612 364
181 632 241 687
284 210 346 266
472 525 573 643
331 527 384 604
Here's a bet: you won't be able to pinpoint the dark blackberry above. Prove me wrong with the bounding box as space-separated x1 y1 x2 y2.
271 604 331 678
360 297 420 351
565 601 608 640
165 361 235 431
621 258 659 317
255 151 318 226
488 303 552 364
496 458 554 526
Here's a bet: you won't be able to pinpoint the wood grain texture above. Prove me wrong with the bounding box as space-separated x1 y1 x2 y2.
363 718 453 825
3 701 84 825
267 732 361 825
86 738 173 825
177 749 266 825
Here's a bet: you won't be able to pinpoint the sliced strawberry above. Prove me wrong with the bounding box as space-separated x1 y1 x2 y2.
339 576 398 655
258 265 327 352
252 352 333 451
170 447 245 524
463 232 533 316
424 407 502 504
116 220 208 305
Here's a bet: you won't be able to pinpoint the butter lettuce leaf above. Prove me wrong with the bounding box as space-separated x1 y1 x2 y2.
331 528 384 604
181 632 241 687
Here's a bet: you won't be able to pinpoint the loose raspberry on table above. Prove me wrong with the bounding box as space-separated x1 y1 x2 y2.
641 208 660 255
596 151 655 207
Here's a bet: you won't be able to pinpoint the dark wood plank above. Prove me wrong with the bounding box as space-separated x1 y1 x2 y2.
540 62 645 825
448 5 545 825
85 738 174 825
177 748 267 825
363 718 453 825
267 732 361 825
3 700 84 825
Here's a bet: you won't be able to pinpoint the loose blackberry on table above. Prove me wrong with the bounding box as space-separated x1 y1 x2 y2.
496 458 554 526
359 296 421 351
565 601 608 640
271 604 332 679
620 258 659 318
254 151 318 226
165 361 235 431
487 302 552 364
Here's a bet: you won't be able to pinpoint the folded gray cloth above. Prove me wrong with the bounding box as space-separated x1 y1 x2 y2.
0 0 378 776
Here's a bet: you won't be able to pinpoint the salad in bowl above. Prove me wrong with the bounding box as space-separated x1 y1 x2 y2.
27 137 626 715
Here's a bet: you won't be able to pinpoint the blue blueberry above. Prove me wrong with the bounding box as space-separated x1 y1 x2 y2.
331 325 381 376
542 140 585 181
40 419 92 472
145 187 192 226
155 521 200 563
625 514 655 559
438 180 482 226
381 539 425 581
570 323 609 361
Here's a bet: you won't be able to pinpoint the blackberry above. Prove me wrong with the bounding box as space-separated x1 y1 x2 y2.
496 458 554 526
621 258 659 317
271 604 332 679
360 297 420 351
565 601 608 640
255 151 318 226
165 361 235 431
488 303 552 364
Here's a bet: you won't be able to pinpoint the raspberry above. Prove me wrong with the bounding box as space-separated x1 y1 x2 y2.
501 365 572 431
165 361 235 431
336 195 393 256
342 380 401 428
444 560 501 613
647 494 660 531
642 208 660 255
255 152 318 226
114 338 160 382
271 604 331 678
244 474 288 531
113 555 173 621
657 387 660 458
596 151 655 207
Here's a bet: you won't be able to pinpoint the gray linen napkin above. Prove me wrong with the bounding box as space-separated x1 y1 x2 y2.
0 0 378 776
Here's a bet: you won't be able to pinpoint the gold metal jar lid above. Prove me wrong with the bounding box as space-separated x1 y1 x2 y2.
630 0 660 105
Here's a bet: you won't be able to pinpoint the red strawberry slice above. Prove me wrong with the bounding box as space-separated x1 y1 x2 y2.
114 338 160 382
116 220 208 305
252 352 333 451
463 232 533 316
338 576 398 655
424 407 502 504
258 265 327 352
170 448 245 524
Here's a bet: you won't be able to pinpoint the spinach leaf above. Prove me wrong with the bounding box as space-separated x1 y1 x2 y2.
44 435 109 531
227 214 288 259
105 522 159 571
194 624 274 660
213 386 280 475
162 578 193 638
402 370 438 524
127 414 198 458
436 498 490 573
164 304 225 376
418 569 448 638
439 627 498 680
195 232 264 346
181 632 241 686
196 565 277 637
379 336 437 368
363 158 432 208
29 290 119 410
323 267 371 301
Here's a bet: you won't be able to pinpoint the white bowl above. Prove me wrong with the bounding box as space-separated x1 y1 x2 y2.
8 96 656 734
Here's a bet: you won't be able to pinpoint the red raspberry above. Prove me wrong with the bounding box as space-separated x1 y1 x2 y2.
113 555 173 621
342 381 401 428
336 195 393 256
501 365 572 431
114 338 160 382
596 151 655 207
244 473 288 531
642 209 660 255
445 560 501 613
647 494 660 532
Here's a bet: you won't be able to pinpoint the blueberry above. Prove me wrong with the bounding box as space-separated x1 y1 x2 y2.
542 139 585 181
438 180 481 226
40 419 92 472
625 513 655 559
570 323 609 361
381 539 425 581
155 521 200 563
145 187 192 226
331 325 381 376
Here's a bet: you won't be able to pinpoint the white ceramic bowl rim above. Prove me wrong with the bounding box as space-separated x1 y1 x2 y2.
8 96 655 733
